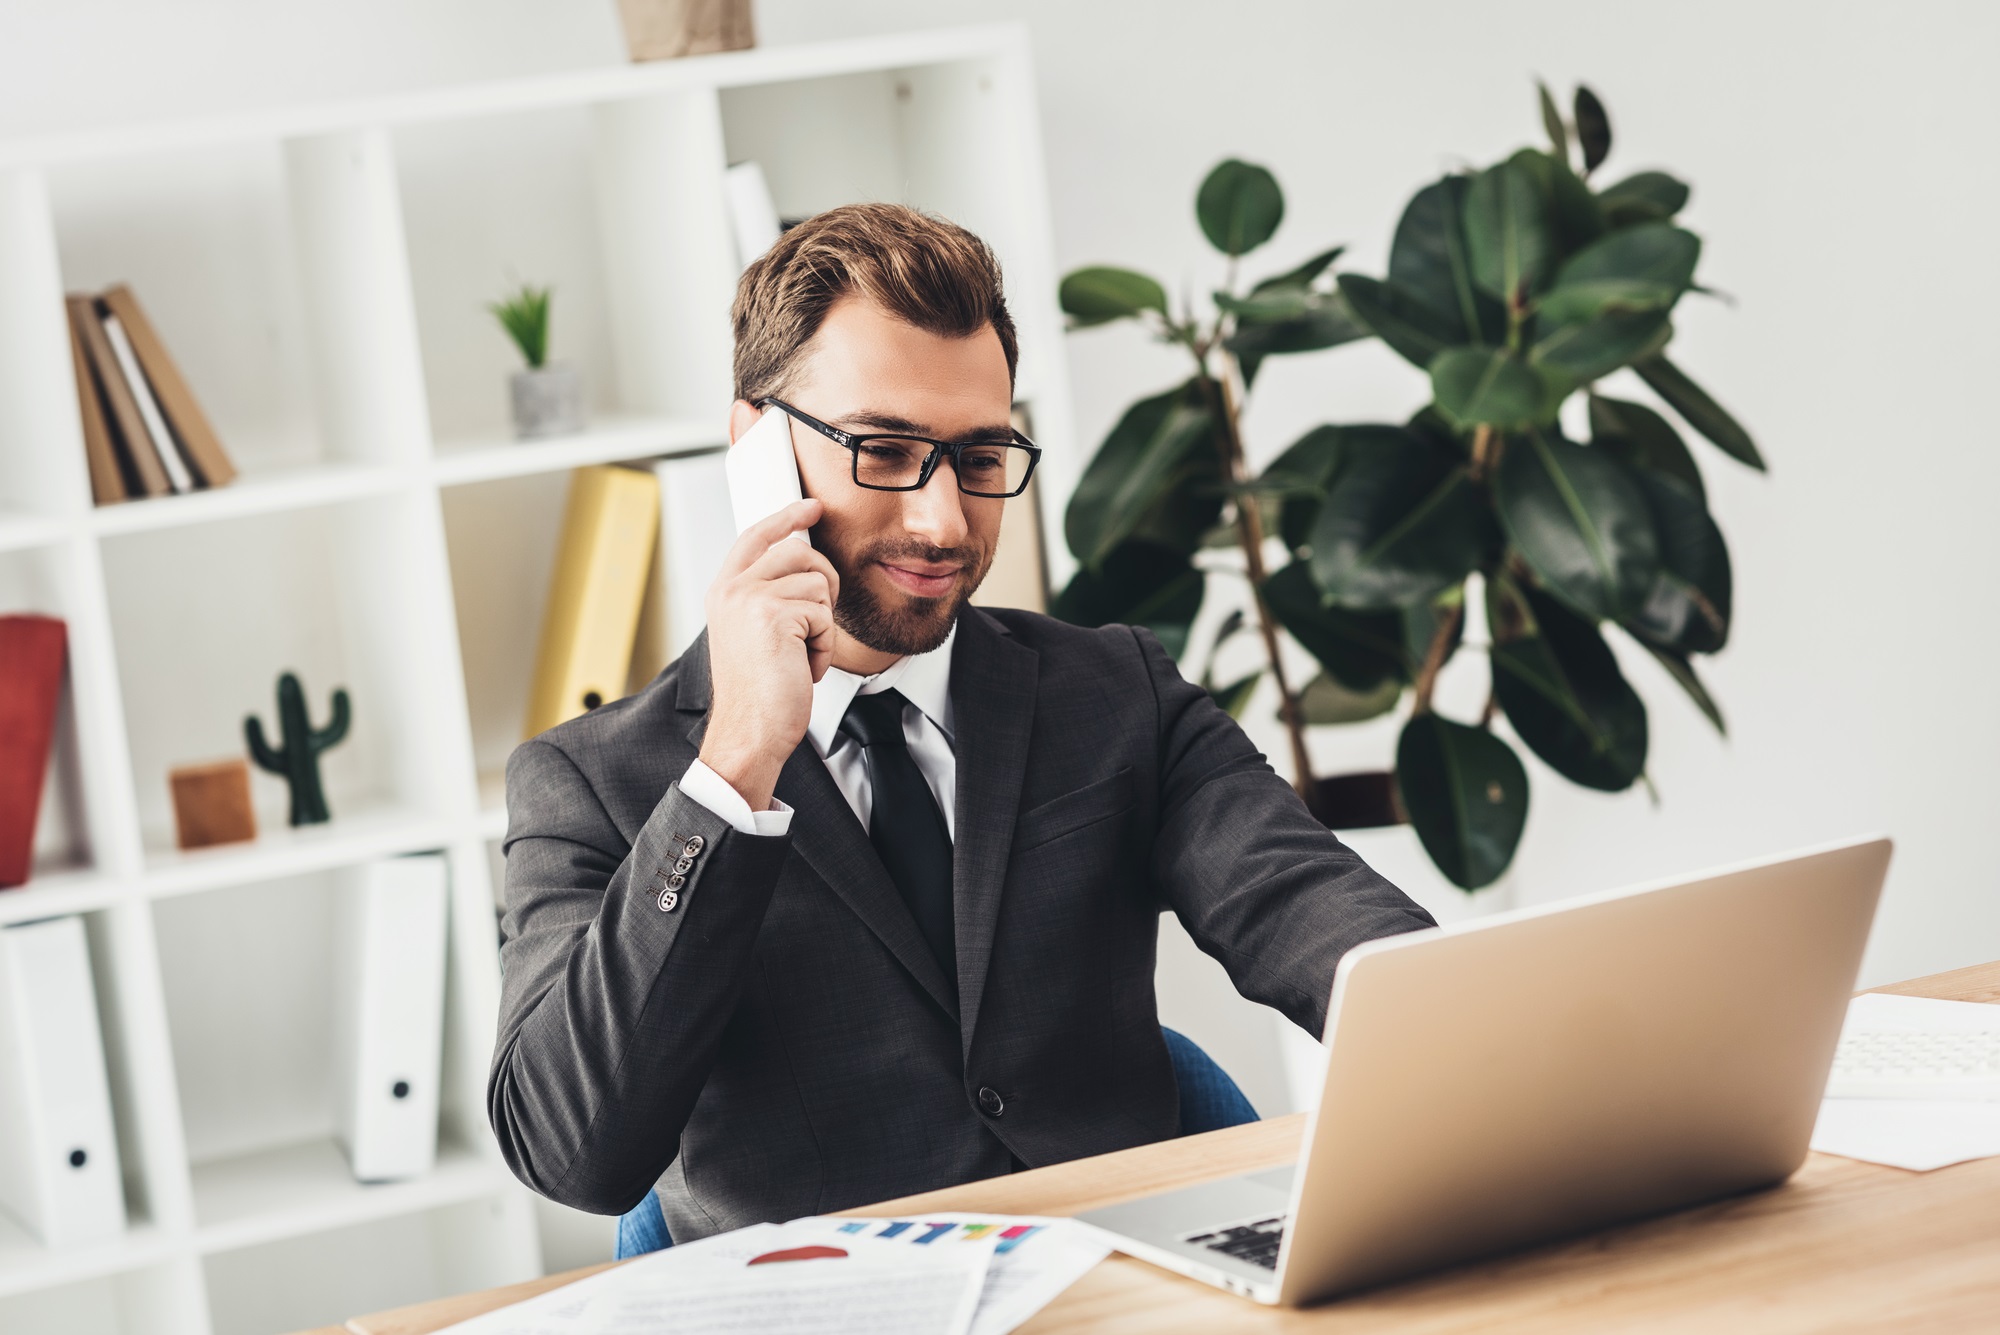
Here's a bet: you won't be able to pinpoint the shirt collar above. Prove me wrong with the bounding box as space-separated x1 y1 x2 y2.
806 620 958 759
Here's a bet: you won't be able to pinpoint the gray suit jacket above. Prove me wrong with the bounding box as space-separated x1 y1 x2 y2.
490 607 1434 1241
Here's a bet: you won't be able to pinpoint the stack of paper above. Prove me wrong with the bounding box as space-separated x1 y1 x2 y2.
438 1213 1109 1335
1810 993 2000 1172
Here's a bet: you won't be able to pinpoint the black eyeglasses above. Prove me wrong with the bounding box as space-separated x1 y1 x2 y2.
758 398 1041 498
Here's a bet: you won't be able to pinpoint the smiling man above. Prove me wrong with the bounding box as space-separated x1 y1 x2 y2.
489 204 1434 1245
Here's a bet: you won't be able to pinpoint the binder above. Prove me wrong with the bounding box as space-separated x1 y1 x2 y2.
627 450 734 693
0 916 127 1246
69 294 171 498
523 465 661 738
99 284 237 489
331 853 449 1183
0 615 68 890
63 298 127 505
98 307 193 493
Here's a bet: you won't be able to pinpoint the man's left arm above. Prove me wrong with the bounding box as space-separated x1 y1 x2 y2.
1134 626 1437 1037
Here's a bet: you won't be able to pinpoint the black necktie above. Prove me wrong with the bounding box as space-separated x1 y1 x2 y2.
839 689 956 991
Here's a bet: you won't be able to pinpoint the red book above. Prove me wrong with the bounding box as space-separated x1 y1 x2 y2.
0 616 68 888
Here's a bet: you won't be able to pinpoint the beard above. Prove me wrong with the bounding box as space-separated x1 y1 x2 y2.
821 532 993 657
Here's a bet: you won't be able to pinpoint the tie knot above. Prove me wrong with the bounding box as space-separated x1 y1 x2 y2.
839 689 909 750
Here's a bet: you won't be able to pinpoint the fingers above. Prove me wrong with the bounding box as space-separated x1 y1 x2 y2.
717 498 823 579
744 539 841 606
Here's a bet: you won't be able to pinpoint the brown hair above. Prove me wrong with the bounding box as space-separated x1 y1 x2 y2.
730 202 1018 403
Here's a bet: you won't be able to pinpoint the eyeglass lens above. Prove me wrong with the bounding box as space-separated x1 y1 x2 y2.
852 438 1034 496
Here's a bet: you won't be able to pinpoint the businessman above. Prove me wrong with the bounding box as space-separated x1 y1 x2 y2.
490 203 1436 1241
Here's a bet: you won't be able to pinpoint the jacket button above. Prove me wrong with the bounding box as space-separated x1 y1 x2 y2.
666 873 686 889
976 1087 1004 1117
657 888 679 913
673 856 693 874
682 835 705 857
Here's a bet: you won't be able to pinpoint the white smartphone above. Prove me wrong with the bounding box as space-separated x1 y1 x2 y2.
724 404 811 547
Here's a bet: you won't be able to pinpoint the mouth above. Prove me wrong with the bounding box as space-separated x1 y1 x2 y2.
877 561 963 599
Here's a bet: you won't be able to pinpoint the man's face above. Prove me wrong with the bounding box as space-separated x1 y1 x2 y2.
756 295 1012 657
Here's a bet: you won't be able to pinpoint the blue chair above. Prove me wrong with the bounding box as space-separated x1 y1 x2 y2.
614 1026 1256 1258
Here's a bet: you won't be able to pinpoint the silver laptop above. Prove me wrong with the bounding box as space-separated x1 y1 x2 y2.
1080 835 1892 1306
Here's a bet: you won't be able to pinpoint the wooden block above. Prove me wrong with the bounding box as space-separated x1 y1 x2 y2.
169 758 257 850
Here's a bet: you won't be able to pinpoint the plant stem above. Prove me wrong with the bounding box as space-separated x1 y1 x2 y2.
1412 600 1465 716
1469 423 1498 482
1198 357 1315 798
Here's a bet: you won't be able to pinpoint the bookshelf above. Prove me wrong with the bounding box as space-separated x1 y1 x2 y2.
0 25 1075 1335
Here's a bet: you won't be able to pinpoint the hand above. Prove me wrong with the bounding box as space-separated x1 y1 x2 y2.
697 500 841 812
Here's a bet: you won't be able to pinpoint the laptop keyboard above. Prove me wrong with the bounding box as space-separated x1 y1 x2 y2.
1184 1214 1288 1270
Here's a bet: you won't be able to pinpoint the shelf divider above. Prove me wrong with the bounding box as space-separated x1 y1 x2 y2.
592 89 738 423
0 167 91 518
282 128 433 468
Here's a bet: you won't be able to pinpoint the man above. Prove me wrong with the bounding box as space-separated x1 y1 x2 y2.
490 203 1435 1242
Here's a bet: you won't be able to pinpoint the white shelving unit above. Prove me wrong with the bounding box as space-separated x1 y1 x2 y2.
0 26 1074 1335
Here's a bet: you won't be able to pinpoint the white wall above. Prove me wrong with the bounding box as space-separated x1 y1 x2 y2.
7 1 1997 1109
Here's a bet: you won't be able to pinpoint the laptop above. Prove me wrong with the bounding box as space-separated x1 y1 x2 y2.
1079 835 1892 1306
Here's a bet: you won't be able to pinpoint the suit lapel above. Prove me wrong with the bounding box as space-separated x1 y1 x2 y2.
675 631 959 1022
948 608 1038 1051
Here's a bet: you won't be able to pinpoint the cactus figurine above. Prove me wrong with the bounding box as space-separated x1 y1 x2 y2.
245 671 351 826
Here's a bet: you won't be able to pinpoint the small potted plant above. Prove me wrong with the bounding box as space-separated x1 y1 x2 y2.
489 282 584 439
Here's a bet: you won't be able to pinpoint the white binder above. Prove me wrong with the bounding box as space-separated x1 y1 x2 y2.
0 916 127 1246
332 854 449 1183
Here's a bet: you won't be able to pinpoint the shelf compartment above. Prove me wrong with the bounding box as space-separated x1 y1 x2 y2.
45 141 329 487
97 492 467 855
0 1254 202 1333
394 106 618 449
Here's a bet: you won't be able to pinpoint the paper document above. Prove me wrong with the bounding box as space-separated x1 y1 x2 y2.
1810 993 2000 1171
436 1223 990 1335
790 1214 1112 1335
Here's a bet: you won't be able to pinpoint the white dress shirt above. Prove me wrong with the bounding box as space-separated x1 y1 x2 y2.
677 622 958 839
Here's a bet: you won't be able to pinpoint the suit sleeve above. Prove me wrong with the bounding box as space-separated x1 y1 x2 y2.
487 739 793 1214
1134 626 1437 1038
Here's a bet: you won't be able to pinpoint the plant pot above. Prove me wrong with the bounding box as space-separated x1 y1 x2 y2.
616 0 755 61
510 364 585 440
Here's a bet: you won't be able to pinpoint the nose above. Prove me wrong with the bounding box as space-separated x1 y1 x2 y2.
899 458 970 550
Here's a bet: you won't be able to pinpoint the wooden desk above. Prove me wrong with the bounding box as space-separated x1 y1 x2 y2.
345 960 2000 1334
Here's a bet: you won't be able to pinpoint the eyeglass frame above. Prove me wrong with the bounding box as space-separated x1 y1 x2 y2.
756 397 1042 498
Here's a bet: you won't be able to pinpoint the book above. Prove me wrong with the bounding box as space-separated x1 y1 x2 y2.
99 307 194 493
98 284 237 488
332 854 448 1183
0 616 67 890
70 296 172 498
627 449 734 693
63 298 127 505
524 465 662 738
0 915 127 1247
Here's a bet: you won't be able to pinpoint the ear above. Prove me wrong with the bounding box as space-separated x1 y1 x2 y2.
728 398 762 444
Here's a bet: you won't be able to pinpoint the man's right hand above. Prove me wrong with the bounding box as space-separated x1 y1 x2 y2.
697 499 841 813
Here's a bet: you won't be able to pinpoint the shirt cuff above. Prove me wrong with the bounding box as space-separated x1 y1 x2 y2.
679 759 794 837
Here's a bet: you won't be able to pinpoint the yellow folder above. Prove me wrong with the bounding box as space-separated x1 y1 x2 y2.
523 465 661 739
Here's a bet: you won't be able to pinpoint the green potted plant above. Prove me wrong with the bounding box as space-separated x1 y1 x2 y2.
489 282 585 439
1053 83 1759 893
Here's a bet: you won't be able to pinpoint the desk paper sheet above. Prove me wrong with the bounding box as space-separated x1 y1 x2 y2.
1809 993 2000 1172
787 1214 1112 1335
434 1223 990 1335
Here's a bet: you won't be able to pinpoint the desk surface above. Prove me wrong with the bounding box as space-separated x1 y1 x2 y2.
342 959 2000 1335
